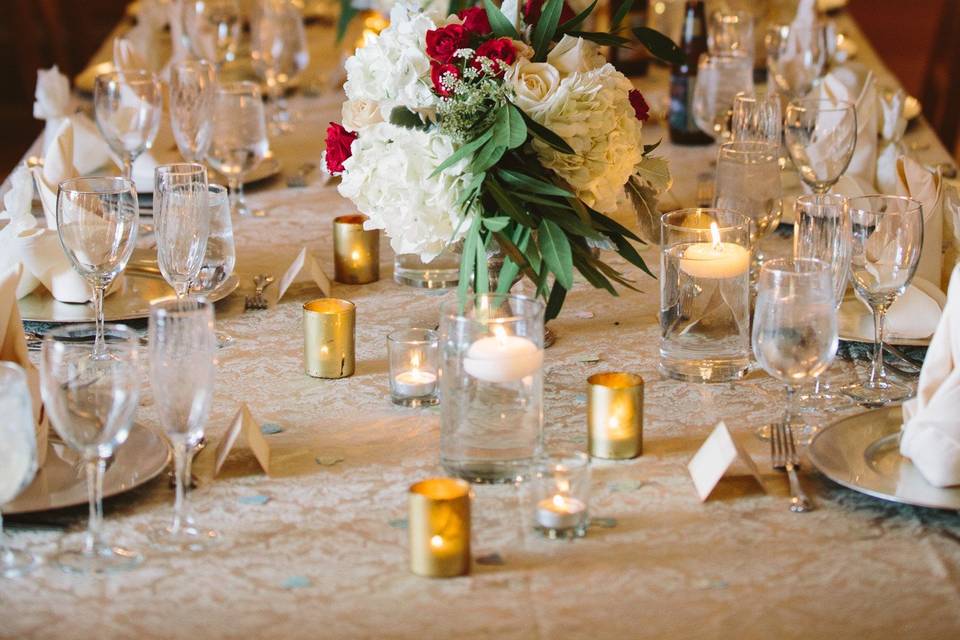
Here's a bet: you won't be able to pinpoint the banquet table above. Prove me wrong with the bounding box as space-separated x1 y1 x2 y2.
2 8 960 640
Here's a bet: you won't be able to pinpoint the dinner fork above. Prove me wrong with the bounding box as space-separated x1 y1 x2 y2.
244 274 275 310
771 422 813 512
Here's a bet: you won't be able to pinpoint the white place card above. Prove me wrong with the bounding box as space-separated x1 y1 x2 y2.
688 421 764 501
210 403 272 476
276 247 332 302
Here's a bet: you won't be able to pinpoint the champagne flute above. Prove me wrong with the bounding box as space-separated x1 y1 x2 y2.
148 297 219 551
784 98 858 194
206 82 271 217
94 70 163 180
169 60 217 163
57 176 140 357
692 53 754 140
41 324 143 574
181 0 241 68
0 363 40 578
765 22 828 99
845 196 924 406
154 163 210 300
752 258 838 442
731 91 782 145
251 0 310 134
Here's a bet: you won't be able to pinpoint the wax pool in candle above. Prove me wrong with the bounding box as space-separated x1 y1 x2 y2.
394 369 437 397
463 326 543 383
678 222 749 279
535 495 586 530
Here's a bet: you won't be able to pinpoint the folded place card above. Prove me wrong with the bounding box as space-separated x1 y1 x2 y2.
688 421 764 502
276 247 332 303
200 403 272 477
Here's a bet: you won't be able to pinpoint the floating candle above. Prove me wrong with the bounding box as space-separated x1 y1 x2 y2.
678 222 750 279
463 325 543 383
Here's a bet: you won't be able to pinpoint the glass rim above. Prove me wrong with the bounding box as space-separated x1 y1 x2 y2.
847 194 924 217
95 69 160 85
387 327 438 345
786 97 856 113
660 208 752 233
58 175 135 195
438 292 545 322
733 90 778 103
698 51 753 65
536 448 590 471
795 193 848 210
303 298 355 315
759 257 831 277
155 162 207 177
718 140 779 158
150 296 214 317
409 477 471 500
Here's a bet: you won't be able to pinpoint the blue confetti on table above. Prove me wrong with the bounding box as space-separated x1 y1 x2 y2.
281 575 312 589
238 495 271 506
260 423 284 435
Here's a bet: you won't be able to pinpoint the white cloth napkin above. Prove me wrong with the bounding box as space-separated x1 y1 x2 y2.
817 64 878 190
113 37 150 72
13 228 93 304
876 89 908 195
856 281 941 340
32 67 112 175
0 167 41 298
896 155 943 288
901 265 960 487
30 118 78 229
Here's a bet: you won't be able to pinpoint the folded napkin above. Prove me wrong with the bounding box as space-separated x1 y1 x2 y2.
0 167 41 298
856 280 941 340
901 265 960 487
123 0 169 72
33 67 112 175
775 0 819 95
30 118 78 229
13 228 93 304
818 64 878 189
896 155 943 288
113 37 150 72
876 89 908 194
0 265 49 466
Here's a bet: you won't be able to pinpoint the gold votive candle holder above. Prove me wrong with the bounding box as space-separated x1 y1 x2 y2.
587 372 644 460
333 214 379 284
408 477 471 578
303 298 355 379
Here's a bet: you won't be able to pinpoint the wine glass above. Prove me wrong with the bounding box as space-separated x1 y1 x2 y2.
692 53 754 140
0 362 40 578
845 196 924 406
784 98 858 194
207 82 270 218
40 324 143 574
181 0 241 68
752 258 838 442
148 297 219 551
195 183 235 347
731 91 782 145
169 60 217 163
154 163 210 300
94 70 163 180
765 22 828 99
792 194 852 410
708 10 754 60
251 0 310 134
57 176 140 357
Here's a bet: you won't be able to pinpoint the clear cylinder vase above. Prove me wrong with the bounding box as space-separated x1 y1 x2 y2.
394 243 461 290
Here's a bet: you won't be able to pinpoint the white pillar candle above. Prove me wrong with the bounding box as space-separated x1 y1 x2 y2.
463 326 543 383
678 222 750 279
535 495 586 530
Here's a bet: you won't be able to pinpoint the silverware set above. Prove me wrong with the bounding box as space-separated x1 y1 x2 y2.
244 273 275 310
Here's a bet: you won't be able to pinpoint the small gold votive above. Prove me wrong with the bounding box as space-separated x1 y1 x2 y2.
303 298 355 378
333 214 379 284
587 372 644 460
408 478 471 578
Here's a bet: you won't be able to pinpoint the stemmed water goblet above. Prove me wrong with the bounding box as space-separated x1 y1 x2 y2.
40 324 143 574
251 0 310 134
169 60 217 163
692 53 754 141
784 98 858 194
56 176 140 357
752 258 838 442
765 22 828 99
731 91 782 145
94 70 163 181
181 0 242 68
844 196 924 406
154 163 210 300
0 363 40 578
148 298 219 551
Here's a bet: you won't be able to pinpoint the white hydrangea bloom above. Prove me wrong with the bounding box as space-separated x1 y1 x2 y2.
337 122 476 260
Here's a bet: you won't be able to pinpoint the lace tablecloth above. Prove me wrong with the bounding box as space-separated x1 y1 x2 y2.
2 12 959 640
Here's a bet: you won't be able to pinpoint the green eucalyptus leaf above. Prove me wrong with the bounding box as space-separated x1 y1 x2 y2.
573 255 616 294
643 139 662 155
482 216 512 231
389 107 429 131
544 281 567 321
471 141 507 173
475 231 489 293
611 234 654 278
532 0 564 61
457 217 482 308
518 111 575 154
483 0 520 39
486 177 535 226
433 129 493 178
632 26 684 65
336 0 359 43
567 31 632 46
557 0 598 33
491 106 528 150
610 0 634 30
539 218 574 289
497 169 573 197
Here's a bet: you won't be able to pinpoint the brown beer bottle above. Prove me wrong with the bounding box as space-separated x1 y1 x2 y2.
668 0 713 145
609 0 649 77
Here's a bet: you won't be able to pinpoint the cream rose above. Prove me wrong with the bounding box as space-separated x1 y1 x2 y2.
341 99 383 132
546 35 606 76
508 59 561 117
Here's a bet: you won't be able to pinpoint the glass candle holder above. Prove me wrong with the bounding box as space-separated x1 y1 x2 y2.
303 298 355 378
439 294 544 484
333 214 379 284
659 209 752 383
532 450 590 540
387 328 439 407
587 372 643 460
408 477 471 578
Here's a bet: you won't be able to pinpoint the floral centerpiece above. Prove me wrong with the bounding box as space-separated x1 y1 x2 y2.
326 0 679 319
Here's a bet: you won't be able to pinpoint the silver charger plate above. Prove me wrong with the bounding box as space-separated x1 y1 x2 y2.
808 406 960 510
3 423 170 515
18 273 239 323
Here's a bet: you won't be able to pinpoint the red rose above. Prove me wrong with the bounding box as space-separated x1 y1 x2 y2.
473 37 517 77
324 122 357 175
431 62 462 97
522 0 575 26
425 24 470 63
458 7 492 35
628 89 650 122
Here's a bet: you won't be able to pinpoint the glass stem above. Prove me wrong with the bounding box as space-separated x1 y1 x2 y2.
93 284 106 357
870 305 888 385
0 510 11 565
171 438 189 534
228 178 241 215
174 282 191 302
784 385 799 427
122 153 134 180
83 458 105 554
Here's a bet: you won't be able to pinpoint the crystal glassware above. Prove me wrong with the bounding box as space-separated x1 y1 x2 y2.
154 163 210 300
844 196 924 406
181 0 241 68
531 449 590 540
439 294 544 483
0 362 40 578
659 209 752 383
752 258 838 442
194 183 235 292
148 297 219 550
251 0 310 134
708 10 755 60
692 52 754 140
94 70 163 180
56 176 140 357
388 328 439 407
731 91 782 145
41 324 143 574
765 22 828 99
169 60 217 163
206 81 270 217
784 98 858 194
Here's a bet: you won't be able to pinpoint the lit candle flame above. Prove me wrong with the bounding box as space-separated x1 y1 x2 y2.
430 535 444 549
411 352 421 370
557 478 571 494
492 323 507 345
351 249 361 264
552 494 567 509
709 222 722 251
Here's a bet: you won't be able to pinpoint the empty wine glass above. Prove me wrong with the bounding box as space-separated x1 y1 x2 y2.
57 176 140 357
752 258 838 441
154 163 210 300
731 91 782 145
708 10 754 60
206 82 270 217
169 60 217 163
845 196 924 406
784 98 857 194
41 324 142 574
793 194 852 410
692 53 754 140
94 70 163 180
251 0 310 134
0 363 40 578
765 22 828 98
148 297 218 551
181 0 241 68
